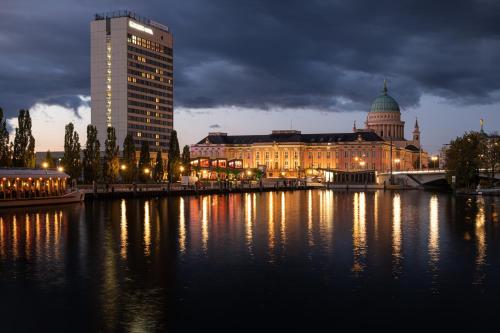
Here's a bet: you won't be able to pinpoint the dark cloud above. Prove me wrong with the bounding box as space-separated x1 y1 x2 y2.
209 124 221 129
1 0 499 118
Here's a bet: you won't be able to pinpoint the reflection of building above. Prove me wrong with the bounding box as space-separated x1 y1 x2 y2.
91 11 173 158
190 81 428 178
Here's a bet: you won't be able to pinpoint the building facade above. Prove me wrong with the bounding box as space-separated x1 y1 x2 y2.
190 82 428 179
91 11 173 158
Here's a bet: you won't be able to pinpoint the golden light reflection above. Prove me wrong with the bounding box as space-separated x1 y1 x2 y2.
144 201 151 256
202 196 209 253
429 195 439 264
352 192 366 273
374 191 379 239
245 193 253 254
280 192 286 246
45 213 50 253
319 190 334 250
307 190 314 247
25 214 30 259
0 210 65 263
0 217 4 259
252 193 257 222
36 213 41 256
54 211 60 260
13 214 18 260
179 197 186 254
120 199 128 260
268 192 275 254
427 195 440 292
473 197 486 285
392 193 402 273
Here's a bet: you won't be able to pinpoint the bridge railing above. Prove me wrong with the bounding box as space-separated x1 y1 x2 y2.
379 169 447 176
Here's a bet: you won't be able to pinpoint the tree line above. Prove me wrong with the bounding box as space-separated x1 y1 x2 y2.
446 131 500 189
0 108 36 168
0 108 192 183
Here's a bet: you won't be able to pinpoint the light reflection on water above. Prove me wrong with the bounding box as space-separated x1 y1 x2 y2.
392 193 402 277
1 191 500 331
428 195 440 292
352 192 367 274
474 196 486 285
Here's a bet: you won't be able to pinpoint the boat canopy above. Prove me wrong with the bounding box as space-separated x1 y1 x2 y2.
0 168 69 179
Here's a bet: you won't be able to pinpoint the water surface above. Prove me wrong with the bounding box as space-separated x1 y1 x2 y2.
0 190 499 331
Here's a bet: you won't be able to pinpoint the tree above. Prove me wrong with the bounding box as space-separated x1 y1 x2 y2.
103 126 119 183
167 130 180 182
122 133 137 183
138 141 151 182
83 125 101 183
153 150 164 182
446 132 482 189
12 109 35 167
181 145 191 175
0 108 11 167
61 123 81 180
43 150 56 168
479 135 500 186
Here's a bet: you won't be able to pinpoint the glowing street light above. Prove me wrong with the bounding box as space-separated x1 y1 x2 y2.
42 162 48 169
57 166 64 172
120 164 127 171
144 167 150 175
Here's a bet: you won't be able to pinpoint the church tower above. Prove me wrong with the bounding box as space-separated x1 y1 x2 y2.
412 118 420 148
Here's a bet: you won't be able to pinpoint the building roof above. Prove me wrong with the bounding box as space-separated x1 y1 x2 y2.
405 144 420 152
370 80 401 113
197 130 385 145
0 168 69 179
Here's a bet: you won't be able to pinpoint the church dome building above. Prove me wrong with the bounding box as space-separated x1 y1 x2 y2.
190 79 428 180
366 80 405 141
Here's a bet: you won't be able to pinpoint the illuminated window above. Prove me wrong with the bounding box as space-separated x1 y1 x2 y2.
137 132 142 137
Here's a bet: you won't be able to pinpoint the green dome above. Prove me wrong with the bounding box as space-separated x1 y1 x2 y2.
370 80 400 113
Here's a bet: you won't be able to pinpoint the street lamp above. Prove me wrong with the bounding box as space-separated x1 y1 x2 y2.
144 167 150 175
179 165 185 175
431 156 438 169
120 164 127 171
394 158 401 171
57 166 64 172
42 162 48 169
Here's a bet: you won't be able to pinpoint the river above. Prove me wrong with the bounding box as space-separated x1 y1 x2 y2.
0 190 499 331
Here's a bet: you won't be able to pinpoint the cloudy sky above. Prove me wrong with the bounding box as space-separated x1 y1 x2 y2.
1 0 499 153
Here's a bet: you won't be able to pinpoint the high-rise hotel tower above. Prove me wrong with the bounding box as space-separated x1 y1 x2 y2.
91 11 173 158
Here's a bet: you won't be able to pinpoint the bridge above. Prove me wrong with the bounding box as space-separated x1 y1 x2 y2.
378 169 500 188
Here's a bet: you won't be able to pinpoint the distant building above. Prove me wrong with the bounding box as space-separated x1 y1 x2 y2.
90 11 173 159
190 81 428 179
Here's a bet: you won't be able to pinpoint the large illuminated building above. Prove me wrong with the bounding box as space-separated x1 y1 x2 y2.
190 82 427 179
91 11 173 159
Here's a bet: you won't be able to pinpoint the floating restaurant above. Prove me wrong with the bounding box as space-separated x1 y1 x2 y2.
0 168 69 199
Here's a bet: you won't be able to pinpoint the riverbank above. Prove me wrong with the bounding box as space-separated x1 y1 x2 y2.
456 187 500 196
81 182 417 201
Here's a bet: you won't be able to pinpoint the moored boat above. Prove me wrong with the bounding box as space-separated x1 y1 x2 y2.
0 190 84 208
0 168 84 208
